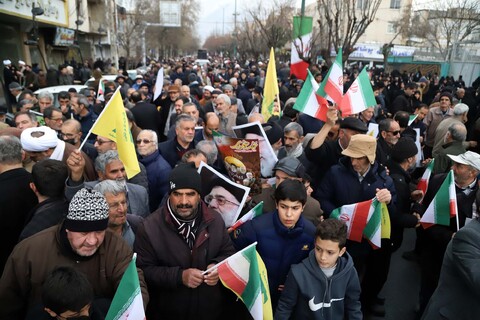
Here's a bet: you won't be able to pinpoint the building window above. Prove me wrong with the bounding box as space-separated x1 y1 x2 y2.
387 22 397 34
390 0 401 9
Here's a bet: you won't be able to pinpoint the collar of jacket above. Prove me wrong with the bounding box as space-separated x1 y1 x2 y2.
138 149 160 165
272 209 306 238
339 157 386 184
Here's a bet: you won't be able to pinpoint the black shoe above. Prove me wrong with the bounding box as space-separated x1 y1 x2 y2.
402 250 419 261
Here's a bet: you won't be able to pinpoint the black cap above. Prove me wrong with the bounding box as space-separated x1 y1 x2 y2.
262 121 283 145
273 157 306 178
169 163 202 194
391 137 418 162
340 117 368 133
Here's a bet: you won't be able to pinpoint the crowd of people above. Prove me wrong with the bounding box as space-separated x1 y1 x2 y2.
1 55 480 320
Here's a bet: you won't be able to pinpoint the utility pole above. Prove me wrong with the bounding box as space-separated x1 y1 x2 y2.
233 0 238 58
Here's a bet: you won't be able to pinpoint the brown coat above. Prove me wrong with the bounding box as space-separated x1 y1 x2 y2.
0 224 149 319
63 142 97 181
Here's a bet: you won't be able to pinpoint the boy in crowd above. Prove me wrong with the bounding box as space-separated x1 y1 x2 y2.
276 219 362 319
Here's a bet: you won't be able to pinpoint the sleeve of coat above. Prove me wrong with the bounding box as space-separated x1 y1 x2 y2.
134 223 183 289
318 169 337 216
275 270 298 319
209 220 236 265
231 220 258 251
451 223 480 298
344 268 362 320
0 251 28 319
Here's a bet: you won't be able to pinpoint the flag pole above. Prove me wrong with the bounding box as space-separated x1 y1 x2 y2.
202 241 258 275
78 86 122 151
452 171 460 231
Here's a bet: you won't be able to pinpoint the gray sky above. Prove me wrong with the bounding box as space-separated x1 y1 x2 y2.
196 0 316 45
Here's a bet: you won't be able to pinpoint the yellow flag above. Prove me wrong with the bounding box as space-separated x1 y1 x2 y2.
380 203 391 239
91 88 140 179
261 48 280 122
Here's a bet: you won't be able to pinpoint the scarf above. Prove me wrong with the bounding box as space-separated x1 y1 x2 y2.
286 143 303 159
167 200 199 249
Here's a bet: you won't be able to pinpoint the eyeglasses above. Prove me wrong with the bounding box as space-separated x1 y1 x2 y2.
205 194 239 207
95 139 113 145
48 117 63 122
136 139 154 145
388 130 401 136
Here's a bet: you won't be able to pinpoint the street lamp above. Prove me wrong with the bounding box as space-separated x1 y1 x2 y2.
25 6 48 69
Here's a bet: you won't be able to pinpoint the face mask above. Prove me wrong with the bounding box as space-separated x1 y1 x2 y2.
64 138 77 145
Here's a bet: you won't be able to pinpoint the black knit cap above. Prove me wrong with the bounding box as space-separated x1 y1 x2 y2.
169 163 202 194
65 188 109 232
262 121 283 145
391 137 418 162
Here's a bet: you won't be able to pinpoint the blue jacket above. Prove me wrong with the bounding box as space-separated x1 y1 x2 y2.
158 138 195 168
232 211 315 309
318 157 397 257
139 150 172 212
276 251 362 320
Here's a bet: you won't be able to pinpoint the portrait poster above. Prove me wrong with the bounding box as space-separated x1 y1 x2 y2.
198 162 250 227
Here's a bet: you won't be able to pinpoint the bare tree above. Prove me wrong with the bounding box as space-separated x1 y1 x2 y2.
411 0 480 60
316 0 382 64
236 0 293 59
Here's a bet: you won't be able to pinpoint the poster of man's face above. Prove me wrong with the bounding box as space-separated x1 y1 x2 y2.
233 121 278 178
198 162 250 227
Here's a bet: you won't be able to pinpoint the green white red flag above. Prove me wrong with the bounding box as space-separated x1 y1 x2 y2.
105 254 145 320
318 48 343 105
420 170 458 229
217 242 273 320
338 67 376 117
293 69 329 121
331 198 390 248
417 159 435 203
290 16 312 80
229 201 263 231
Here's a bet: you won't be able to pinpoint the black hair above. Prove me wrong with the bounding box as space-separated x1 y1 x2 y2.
43 106 62 119
42 266 93 314
32 159 69 197
315 219 348 249
58 91 70 100
274 179 307 205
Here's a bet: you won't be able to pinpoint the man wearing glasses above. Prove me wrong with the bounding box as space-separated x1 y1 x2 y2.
376 118 401 166
205 179 243 228
136 129 172 212
43 106 63 137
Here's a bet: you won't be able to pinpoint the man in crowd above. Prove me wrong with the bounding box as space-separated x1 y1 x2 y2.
65 150 150 217
20 126 96 181
0 188 149 319
136 129 172 211
43 106 64 135
37 91 54 112
0 135 37 274
134 163 236 319
424 91 454 158
19 159 69 241
70 94 98 142
60 118 97 161
14 111 38 131
130 90 160 136
376 118 401 166
195 112 220 142
216 94 236 136
159 114 197 168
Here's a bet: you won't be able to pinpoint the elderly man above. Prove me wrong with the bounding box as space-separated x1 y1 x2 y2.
20 126 96 181
305 108 368 196
376 118 401 166
157 85 181 141
195 112 219 142
432 102 472 157
413 151 480 316
205 178 243 227
216 94 236 136
66 149 150 217
137 129 172 211
0 136 38 274
424 91 454 158
134 163 236 319
158 114 197 168
277 122 311 169
94 180 143 247
0 188 149 319
37 91 54 113
319 134 397 316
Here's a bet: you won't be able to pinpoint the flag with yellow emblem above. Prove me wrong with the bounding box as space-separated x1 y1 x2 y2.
261 48 280 122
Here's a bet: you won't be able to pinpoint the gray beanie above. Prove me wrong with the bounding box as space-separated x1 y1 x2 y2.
65 188 110 232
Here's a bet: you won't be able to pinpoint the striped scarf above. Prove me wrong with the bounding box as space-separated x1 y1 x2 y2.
167 200 198 249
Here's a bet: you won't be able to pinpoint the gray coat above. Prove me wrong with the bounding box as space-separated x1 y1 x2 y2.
421 218 480 320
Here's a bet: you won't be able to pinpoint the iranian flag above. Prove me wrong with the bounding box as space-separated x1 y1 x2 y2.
290 16 312 80
105 254 145 320
417 159 435 203
217 242 272 320
363 200 391 249
338 67 376 117
229 201 263 232
420 170 458 229
331 198 376 243
318 47 343 105
293 69 329 121
97 78 105 102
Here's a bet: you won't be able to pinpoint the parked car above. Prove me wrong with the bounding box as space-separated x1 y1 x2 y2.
84 75 117 88
34 85 87 108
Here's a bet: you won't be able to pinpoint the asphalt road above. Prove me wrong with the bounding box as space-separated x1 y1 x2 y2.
366 228 421 320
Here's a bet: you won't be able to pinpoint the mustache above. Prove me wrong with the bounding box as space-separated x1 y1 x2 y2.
176 204 193 209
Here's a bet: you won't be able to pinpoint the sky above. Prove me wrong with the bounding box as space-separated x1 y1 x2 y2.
196 0 316 45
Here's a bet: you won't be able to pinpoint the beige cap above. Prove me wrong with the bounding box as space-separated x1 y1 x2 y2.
342 134 377 164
